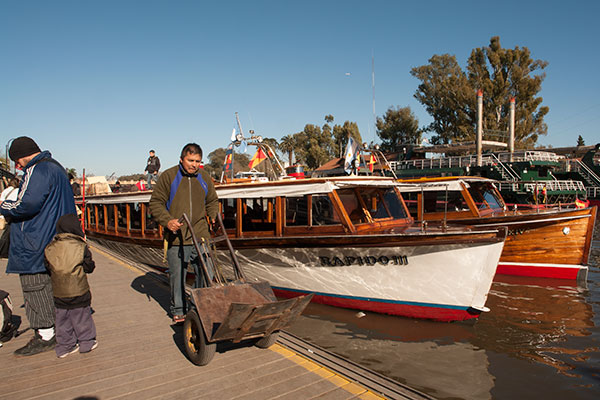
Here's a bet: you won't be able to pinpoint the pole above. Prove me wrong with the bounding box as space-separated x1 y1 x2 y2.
372 52 376 142
81 168 86 232
509 97 515 162
476 89 483 167
234 112 245 182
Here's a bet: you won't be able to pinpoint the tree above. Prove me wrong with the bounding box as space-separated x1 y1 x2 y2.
206 147 251 179
333 121 361 157
577 135 585 146
375 106 421 151
66 168 77 179
292 124 335 170
411 36 549 148
279 134 296 166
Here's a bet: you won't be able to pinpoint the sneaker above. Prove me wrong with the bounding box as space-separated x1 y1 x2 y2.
172 315 185 324
14 332 56 356
81 340 98 354
0 321 19 343
57 344 79 358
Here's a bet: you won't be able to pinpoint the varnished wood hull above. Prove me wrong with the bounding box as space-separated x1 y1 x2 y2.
454 207 596 281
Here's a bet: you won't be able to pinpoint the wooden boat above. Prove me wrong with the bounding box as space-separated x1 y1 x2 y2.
397 176 597 282
83 176 506 322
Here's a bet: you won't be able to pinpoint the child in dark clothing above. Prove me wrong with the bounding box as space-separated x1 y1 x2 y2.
44 213 97 358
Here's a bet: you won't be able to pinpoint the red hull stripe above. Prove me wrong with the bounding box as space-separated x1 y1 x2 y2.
271 287 480 322
496 263 584 280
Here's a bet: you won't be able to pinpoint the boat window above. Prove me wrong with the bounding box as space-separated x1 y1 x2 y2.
424 190 469 213
221 199 237 229
402 192 419 217
286 196 309 226
116 204 128 229
383 188 409 219
468 182 504 211
130 203 142 230
241 198 276 232
337 189 367 224
359 188 408 220
312 195 339 225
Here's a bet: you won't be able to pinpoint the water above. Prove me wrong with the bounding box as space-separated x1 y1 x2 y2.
286 220 600 399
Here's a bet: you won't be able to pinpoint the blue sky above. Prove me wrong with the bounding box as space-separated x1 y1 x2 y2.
2 1 599 177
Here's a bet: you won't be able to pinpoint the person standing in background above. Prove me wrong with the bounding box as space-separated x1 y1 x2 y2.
144 150 161 189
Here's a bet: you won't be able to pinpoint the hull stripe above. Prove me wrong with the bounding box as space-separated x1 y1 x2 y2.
271 287 481 322
496 262 587 280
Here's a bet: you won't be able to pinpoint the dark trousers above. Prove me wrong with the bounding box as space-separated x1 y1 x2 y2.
20 273 55 330
55 306 96 354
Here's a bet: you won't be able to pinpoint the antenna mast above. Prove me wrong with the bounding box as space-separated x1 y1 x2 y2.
372 52 376 142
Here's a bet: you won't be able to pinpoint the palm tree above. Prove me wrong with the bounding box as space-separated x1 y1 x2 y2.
279 135 295 166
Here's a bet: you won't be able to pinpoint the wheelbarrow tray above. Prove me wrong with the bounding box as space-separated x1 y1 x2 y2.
191 280 313 343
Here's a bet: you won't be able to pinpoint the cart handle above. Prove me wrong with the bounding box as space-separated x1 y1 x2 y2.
178 213 215 288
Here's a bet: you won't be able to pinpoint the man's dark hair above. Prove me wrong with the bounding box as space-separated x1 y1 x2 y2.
180 143 202 159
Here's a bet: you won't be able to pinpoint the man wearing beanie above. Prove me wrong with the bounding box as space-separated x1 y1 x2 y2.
0 137 76 356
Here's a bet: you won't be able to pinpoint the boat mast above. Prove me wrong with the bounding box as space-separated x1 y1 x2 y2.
235 112 244 182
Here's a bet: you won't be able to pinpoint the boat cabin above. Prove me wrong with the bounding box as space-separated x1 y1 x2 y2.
398 177 507 221
83 177 414 241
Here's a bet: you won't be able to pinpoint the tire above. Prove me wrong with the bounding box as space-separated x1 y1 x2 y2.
255 331 280 349
183 310 216 366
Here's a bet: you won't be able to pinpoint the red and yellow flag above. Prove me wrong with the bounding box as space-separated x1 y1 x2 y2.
249 148 267 169
575 198 589 209
368 153 377 172
223 145 233 172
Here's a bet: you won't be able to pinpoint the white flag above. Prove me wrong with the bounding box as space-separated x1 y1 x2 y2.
230 128 237 142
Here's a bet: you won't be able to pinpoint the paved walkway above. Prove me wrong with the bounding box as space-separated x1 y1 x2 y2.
0 248 384 400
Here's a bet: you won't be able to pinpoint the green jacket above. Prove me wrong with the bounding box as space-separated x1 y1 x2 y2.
149 164 219 246
45 233 90 298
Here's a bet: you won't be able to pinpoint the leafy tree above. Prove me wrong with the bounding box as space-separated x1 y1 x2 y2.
292 124 335 170
375 106 421 151
577 135 585 146
411 36 549 148
206 147 251 179
333 121 362 157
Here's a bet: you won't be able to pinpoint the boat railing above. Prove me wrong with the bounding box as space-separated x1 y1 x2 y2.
568 159 600 187
489 154 520 181
391 154 503 171
588 186 600 198
496 151 561 163
520 180 587 192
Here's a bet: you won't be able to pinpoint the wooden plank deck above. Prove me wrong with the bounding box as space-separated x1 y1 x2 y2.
0 247 428 400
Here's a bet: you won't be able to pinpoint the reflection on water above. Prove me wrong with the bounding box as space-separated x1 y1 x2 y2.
287 220 600 399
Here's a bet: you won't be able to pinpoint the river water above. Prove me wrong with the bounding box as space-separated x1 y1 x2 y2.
286 220 600 399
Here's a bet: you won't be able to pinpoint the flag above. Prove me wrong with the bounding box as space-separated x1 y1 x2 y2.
249 148 267 169
368 153 377 172
343 137 359 174
223 144 233 172
230 128 237 142
575 197 589 209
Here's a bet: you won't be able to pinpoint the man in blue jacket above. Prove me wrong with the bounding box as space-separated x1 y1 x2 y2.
0 137 76 356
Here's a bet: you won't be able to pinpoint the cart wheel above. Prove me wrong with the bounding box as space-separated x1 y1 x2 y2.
183 310 216 366
255 331 280 349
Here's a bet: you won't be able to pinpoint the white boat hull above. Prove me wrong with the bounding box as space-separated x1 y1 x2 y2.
221 241 504 321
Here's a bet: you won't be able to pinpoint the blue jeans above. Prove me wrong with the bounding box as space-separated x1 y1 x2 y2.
146 173 157 188
166 244 214 316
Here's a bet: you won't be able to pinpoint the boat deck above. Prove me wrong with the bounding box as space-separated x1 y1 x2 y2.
0 246 430 399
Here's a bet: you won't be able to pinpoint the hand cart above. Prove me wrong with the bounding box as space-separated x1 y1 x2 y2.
179 213 313 366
